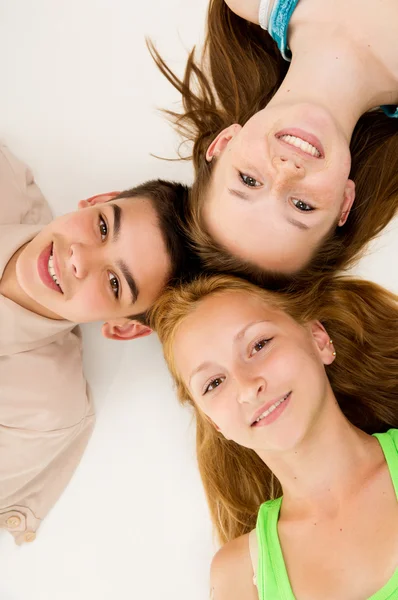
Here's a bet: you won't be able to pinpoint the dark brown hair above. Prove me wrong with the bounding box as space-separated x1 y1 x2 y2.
148 0 398 287
150 273 398 543
115 179 198 323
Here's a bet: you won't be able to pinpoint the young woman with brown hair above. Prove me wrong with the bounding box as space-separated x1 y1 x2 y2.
150 0 398 287
149 274 398 599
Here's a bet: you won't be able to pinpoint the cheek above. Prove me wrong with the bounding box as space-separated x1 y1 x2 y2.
55 212 93 239
268 344 317 383
72 278 110 313
215 393 243 435
200 392 235 432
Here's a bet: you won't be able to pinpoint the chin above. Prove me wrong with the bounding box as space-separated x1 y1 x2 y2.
268 427 308 452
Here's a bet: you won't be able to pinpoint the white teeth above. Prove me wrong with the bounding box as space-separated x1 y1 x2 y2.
253 393 290 424
279 135 321 158
47 252 61 288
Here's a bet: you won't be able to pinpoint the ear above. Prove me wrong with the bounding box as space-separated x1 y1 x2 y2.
309 321 336 365
78 191 121 210
338 180 355 226
101 319 152 341
206 124 242 162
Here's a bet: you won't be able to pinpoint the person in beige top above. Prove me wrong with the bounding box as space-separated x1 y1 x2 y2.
0 143 193 545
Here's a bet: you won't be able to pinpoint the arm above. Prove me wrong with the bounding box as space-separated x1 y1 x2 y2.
0 331 95 544
224 0 261 24
210 534 259 600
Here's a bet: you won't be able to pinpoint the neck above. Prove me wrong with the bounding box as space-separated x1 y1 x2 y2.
268 26 398 142
0 243 63 320
259 389 382 518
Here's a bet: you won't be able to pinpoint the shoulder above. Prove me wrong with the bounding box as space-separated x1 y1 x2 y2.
0 328 94 431
382 429 398 454
0 142 52 227
224 0 261 24
210 534 259 600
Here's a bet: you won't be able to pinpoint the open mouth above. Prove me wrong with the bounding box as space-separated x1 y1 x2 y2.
47 246 63 292
275 129 324 159
38 243 64 294
251 391 291 426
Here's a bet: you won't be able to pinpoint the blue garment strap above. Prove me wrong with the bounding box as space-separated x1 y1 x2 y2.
258 0 398 118
267 0 300 61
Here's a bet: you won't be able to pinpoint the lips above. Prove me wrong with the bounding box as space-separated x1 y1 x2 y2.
37 243 63 294
250 391 291 427
275 128 325 159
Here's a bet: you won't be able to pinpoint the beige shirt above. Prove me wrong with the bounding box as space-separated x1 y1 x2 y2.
0 144 95 545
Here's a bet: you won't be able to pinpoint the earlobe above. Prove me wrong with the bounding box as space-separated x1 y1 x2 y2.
206 124 242 162
77 192 121 211
338 180 356 226
101 319 152 341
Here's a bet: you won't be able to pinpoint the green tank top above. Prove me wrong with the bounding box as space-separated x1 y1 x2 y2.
255 429 398 600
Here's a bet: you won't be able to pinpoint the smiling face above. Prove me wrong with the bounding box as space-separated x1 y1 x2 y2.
173 290 336 452
204 103 355 273
16 196 171 323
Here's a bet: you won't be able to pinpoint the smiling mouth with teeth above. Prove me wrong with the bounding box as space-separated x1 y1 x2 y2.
48 248 63 292
277 134 321 158
252 392 291 425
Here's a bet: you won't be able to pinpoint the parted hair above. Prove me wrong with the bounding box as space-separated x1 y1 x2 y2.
148 0 398 286
149 274 398 544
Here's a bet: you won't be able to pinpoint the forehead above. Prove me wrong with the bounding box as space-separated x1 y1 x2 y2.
173 291 298 373
107 197 171 308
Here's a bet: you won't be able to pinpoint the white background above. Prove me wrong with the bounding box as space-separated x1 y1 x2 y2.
0 1 397 599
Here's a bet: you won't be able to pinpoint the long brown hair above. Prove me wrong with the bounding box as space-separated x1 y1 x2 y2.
148 0 398 285
149 274 398 544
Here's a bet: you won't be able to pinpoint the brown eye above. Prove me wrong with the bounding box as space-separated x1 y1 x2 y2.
204 377 225 395
99 215 108 240
239 172 261 188
108 272 119 299
250 338 272 356
292 198 314 212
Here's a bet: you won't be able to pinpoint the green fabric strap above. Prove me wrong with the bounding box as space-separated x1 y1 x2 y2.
256 429 398 600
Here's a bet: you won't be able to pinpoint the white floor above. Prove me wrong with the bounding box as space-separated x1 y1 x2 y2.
0 1 397 599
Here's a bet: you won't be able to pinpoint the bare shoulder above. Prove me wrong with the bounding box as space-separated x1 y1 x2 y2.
224 0 260 24
210 533 259 600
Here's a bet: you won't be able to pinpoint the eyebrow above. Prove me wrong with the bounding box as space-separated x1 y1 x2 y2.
112 203 122 242
189 361 215 386
233 320 270 342
228 188 250 201
110 203 139 304
286 217 310 231
189 320 270 385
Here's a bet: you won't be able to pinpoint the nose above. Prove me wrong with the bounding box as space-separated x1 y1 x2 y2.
272 154 305 180
236 373 267 405
69 244 91 279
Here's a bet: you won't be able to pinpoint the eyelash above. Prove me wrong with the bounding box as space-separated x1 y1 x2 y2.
239 172 262 188
250 337 272 356
292 198 314 212
202 337 273 395
203 376 225 395
99 214 120 299
238 173 314 214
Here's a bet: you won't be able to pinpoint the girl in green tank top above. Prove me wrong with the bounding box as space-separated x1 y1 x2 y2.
149 274 398 600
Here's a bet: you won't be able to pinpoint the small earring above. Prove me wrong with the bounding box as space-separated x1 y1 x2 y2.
329 340 333 344
332 351 337 357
